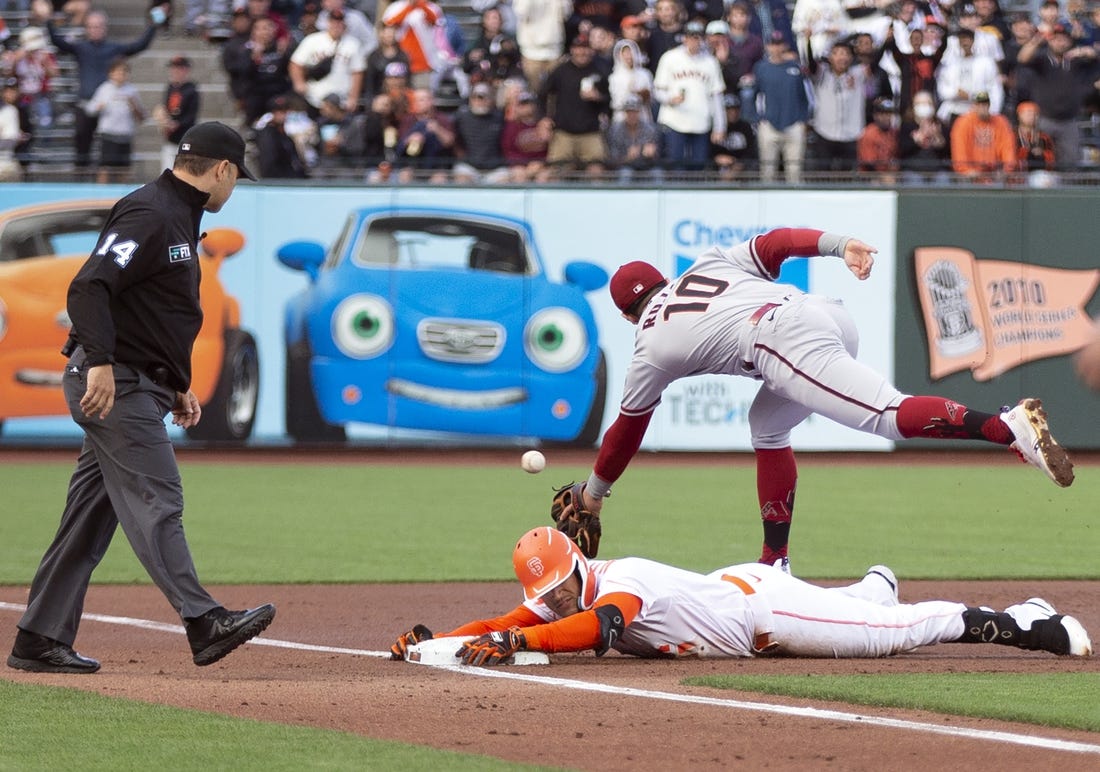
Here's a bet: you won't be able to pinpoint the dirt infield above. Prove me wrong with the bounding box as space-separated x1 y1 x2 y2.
2 579 1098 771
2 448 1098 770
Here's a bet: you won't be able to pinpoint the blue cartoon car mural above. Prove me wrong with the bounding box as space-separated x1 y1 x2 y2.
277 207 609 445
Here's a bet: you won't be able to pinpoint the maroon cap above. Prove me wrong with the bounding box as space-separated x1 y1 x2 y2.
610 261 665 313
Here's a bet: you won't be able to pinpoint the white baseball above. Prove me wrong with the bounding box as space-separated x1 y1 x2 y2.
521 450 546 474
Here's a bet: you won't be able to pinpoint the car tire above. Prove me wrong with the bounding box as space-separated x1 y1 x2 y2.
573 349 607 447
186 328 259 444
285 339 346 443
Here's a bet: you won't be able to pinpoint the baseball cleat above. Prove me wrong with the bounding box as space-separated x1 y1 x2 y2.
864 565 899 606
1056 616 1094 657
999 398 1074 487
772 557 791 575
1004 597 1057 629
1005 598 1093 657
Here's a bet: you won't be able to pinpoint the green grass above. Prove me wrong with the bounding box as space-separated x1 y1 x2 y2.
0 459 1096 584
683 673 1100 733
0 680 557 771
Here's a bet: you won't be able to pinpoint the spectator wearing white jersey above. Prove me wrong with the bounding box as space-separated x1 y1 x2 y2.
652 19 726 171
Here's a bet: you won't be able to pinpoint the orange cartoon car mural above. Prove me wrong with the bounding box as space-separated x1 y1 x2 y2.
0 200 258 442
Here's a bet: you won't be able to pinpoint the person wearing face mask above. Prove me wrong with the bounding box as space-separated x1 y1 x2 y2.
898 89 950 184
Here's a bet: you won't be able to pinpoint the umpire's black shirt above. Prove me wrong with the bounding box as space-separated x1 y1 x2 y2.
67 171 210 394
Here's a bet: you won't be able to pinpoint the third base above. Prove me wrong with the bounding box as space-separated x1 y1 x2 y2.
406 636 550 666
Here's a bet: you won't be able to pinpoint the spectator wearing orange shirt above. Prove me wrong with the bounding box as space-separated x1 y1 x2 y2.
1015 100 1055 172
857 97 899 184
950 91 1016 182
382 0 444 90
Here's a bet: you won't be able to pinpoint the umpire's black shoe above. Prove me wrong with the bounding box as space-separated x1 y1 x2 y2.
186 604 276 666
7 629 101 674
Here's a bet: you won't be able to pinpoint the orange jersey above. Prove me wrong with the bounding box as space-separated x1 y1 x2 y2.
950 111 1017 174
440 559 988 659
382 0 443 75
446 557 768 658
857 123 899 171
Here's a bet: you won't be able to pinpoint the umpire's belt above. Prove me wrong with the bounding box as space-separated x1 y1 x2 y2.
128 362 172 388
748 301 783 326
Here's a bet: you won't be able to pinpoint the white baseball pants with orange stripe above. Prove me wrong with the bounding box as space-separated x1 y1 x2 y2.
715 564 967 658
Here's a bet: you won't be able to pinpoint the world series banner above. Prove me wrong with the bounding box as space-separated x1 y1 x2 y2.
914 246 1100 382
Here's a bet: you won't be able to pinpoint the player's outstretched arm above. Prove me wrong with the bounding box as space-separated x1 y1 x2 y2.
1074 324 1100 390
843 238 876 281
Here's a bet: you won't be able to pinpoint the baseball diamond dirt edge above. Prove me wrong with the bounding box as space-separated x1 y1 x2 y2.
406 636 550 666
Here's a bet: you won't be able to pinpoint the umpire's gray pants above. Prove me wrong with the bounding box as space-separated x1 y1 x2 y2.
18 351 219 646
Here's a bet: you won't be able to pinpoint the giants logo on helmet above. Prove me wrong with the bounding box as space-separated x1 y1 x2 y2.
526 556 545 577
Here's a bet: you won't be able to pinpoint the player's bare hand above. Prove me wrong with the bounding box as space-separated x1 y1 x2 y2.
843 238 876 280
582 488 603 515
1074 328 1100 390
80 364 116 419
171 390 202 428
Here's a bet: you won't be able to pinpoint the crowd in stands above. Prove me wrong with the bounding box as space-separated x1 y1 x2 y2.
4 0 1100 184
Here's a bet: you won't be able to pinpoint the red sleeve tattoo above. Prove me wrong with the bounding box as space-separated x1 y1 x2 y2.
592 410 653 484
752 228 825 277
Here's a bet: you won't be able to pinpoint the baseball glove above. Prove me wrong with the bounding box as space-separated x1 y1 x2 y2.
390 624 433 660
550 481 602 559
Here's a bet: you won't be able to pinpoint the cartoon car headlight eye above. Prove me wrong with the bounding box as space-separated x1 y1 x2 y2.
525 308 587 373
332 294 395 359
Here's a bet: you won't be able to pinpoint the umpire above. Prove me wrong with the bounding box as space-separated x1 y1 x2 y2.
7 122 275 675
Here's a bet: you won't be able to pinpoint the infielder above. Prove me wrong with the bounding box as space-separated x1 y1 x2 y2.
553 228 1074 569
392 528 1092 664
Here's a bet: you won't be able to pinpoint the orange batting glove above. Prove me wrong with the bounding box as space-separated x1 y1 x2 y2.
456 627 527 666
390 624 433 660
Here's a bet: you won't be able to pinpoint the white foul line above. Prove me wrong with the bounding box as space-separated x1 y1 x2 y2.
2 600 1098 755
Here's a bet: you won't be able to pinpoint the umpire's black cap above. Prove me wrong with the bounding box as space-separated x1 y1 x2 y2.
177 121 257 181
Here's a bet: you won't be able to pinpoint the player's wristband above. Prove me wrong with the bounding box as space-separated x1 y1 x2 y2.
586 473 612 500
817 232 851 259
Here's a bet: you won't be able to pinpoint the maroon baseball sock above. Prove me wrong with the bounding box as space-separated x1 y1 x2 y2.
896 396 1011 444
756 447 797 563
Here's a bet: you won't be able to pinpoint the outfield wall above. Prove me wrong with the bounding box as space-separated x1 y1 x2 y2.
895 190 1100 448
1 185 1096 449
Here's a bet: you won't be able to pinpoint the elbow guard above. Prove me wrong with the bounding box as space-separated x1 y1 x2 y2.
594 604 625 657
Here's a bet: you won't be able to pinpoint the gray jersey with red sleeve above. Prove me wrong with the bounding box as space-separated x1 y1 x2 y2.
619 235 805 416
